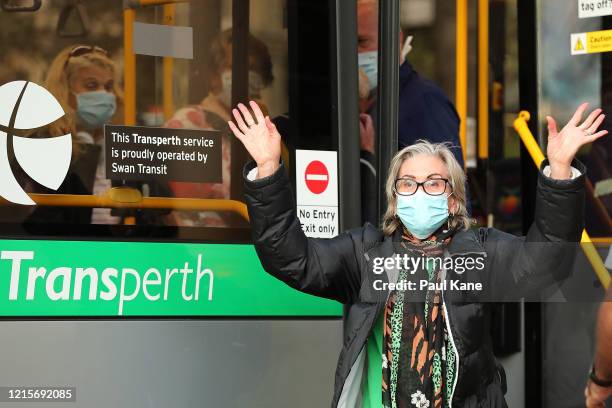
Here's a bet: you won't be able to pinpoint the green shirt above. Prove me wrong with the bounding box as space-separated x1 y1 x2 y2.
362 312 385 408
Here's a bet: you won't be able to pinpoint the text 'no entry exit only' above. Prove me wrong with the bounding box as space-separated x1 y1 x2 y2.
296 150 338 239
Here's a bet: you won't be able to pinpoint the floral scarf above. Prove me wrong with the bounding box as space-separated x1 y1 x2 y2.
381 226 458 408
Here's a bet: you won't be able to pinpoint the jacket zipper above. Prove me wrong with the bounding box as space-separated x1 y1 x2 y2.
337 249 482 406
441 287 459 407
441 250 463 407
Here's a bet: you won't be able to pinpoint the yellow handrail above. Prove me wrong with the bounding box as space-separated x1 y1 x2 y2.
477 0 489 159
515 111 612 230
116 2 248 224
123 0 187 124
125 0 188 8
1 193 250 222
591 237 612 244
456 0 468 168
123 8 137 125
513 111 610 289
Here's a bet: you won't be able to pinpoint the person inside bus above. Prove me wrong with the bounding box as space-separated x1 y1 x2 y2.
585 284 612 408
19 44 124 225
229 100 606 407
17 44 172 227
357 0 465 225
164 28 273 227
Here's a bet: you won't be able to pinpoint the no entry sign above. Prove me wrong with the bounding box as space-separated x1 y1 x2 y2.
304 160 329 194
296 150 338 238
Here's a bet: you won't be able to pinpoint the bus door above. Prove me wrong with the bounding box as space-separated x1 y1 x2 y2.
0 1 361 406
518 0 612 406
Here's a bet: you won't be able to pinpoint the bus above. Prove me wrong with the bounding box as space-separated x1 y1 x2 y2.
0 0 609 407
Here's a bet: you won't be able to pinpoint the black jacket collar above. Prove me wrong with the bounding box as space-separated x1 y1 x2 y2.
366 226 485 263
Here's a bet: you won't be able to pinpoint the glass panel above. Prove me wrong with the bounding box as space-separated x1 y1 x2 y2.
536 2 611 407
486 0 523 235
358 0 380 225
0 2 342 405
537 0 611 239
0 0 337 242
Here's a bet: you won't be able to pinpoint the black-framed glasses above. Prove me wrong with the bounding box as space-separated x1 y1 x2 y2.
394 177 451 196
64 45 108 68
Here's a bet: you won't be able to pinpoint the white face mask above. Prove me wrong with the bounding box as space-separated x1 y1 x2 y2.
358 51 378 90
219 70 265 108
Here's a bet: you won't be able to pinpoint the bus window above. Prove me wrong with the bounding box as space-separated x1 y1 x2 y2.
0 0 338 243
0 2 345 406
537 0 611 240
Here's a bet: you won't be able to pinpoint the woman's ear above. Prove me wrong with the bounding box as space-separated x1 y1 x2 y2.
448 195 458 215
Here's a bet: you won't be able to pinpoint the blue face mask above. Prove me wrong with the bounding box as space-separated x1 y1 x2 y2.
396 190 450 239
75 91 116 130
358 50 378 90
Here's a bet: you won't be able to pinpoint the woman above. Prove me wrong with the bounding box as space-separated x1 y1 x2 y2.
23 44 124 225
24 44 171 227
228 101 607 407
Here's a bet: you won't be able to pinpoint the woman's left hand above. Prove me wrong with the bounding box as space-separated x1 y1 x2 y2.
546 103 608 179
585 379 612 408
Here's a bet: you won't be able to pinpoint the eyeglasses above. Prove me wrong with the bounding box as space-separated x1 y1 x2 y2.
394 177 451 196
64 45 108 68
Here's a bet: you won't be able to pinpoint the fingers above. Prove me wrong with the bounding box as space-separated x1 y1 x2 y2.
580 108 603 130
358 119 366 134
227 120 244 141
586 396 605 408
546 116 558 137
265 116 274 131
232 108 250 133
265 116 278 136
237 103 255 126
359 113 374 130
359 114 367 129
584 129 609 144
569 102 589 126
585 113 605 134
250 100 266 124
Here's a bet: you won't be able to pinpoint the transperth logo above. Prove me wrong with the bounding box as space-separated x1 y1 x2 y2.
0 81 71 205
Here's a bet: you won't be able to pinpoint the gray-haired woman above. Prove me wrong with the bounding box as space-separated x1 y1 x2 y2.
228 101 607 407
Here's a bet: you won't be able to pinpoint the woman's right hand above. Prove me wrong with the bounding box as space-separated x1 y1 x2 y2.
228 101 281 178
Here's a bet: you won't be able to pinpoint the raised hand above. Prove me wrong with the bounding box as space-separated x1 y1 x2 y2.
585 380 612 408
228 101 282 179
546 103 608 179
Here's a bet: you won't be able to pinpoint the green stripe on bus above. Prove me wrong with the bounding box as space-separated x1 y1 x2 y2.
0 240 342 317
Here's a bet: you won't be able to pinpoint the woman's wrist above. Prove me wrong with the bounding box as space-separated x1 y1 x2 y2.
595 365 612 384
256 160 279 179
548 160 572 180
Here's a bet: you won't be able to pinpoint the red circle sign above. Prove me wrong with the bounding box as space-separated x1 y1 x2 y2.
304 160 329 194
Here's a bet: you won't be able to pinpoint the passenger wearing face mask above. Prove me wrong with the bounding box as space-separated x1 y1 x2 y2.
15 44 124 226
357 0 465 225
164 28 273 227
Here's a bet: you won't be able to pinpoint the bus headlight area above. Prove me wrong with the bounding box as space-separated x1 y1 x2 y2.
0 251 214 315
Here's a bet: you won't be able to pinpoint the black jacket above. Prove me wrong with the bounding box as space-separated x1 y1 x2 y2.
243 159 585 407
